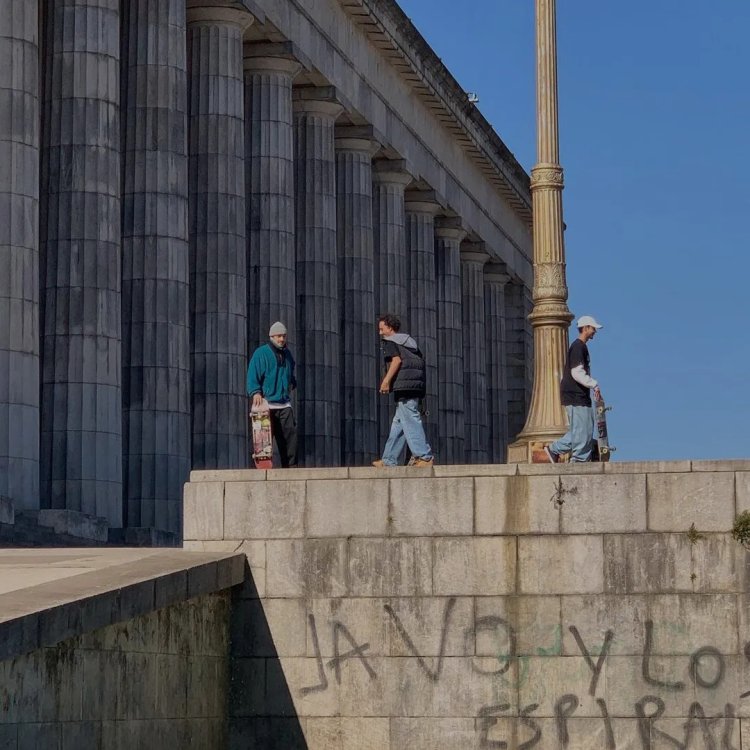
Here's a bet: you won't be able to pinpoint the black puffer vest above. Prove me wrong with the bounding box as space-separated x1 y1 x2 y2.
392 343 426 397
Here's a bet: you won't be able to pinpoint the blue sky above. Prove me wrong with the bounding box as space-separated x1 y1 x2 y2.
399 0 750 460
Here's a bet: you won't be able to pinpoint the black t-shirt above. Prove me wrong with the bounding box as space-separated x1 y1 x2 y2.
560 339 592 407
382 340 423 400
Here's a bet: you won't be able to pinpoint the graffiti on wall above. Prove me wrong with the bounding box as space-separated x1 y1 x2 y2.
297 598 745 748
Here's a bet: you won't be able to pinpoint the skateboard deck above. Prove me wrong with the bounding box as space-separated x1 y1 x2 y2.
250 400 273 469
593 396 614 462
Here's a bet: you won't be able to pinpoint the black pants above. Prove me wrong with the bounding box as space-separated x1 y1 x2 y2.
270 408 298 467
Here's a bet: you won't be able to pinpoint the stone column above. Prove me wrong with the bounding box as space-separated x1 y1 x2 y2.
40 0 122 525
336 128 379 466
293 87 343 466
187 5 253 470
507 0 574 461
121 0 189 533
484 264 511 464
405 192 440 440
372 159 412 448
461 243 490 463
244 43 300 350
0 1 39 508
505 279 530 448
434 218 466 464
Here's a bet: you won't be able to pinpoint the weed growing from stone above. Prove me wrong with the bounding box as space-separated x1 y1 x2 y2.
732 510 750 548
550 477 577 509
686 523 704 544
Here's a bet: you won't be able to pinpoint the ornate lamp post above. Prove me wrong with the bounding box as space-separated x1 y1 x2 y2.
506 0 574 462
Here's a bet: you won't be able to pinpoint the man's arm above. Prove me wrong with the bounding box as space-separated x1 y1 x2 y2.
247 351 265 407
570 365 597 389
379 356 401 393
571 365 601 399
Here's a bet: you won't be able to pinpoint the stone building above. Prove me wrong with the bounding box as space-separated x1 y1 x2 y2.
0 0 533 536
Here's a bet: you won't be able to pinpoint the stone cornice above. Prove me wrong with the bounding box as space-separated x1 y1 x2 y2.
338 0 532 225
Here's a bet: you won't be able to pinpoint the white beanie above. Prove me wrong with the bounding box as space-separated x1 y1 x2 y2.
269 321 287 337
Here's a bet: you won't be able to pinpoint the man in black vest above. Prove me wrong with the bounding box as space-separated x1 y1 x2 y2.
545 315 603 463
372 314 434 467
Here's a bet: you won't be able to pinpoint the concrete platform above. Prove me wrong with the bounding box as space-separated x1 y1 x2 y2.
0 548 245 661
184 459 750 749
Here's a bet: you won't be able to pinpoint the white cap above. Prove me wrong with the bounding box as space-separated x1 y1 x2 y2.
269 321 287 337
577 315 603 330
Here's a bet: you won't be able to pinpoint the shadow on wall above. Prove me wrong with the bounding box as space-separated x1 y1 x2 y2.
229 563 307 749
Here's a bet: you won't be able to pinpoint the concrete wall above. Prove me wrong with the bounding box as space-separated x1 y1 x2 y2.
0 592 230 748
184 460 750 749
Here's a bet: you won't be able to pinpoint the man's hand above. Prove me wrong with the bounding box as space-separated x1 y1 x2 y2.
252 393 263 408
593 386 602 401
379 379 391 394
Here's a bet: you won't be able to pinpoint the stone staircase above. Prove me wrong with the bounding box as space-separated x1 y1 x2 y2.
0 497 178 547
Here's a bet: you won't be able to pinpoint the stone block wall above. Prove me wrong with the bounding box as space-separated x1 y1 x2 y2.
184 460 750 749
0 593 231 748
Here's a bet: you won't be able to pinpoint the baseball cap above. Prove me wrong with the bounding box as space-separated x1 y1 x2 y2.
577 315 603 330
269 321 288 337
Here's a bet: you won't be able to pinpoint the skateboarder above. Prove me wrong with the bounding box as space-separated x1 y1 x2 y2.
545 315 603 463
372 314 434 468
246 322 298 467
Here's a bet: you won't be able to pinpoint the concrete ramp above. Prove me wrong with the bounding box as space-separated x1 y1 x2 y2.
184 460 750 749
0 548 244 747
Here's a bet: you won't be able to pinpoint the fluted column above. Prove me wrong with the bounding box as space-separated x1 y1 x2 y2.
121 0 189 533
336 128 379 465
187 5 253 470
0 1 39 508
372 159 412 449
293 87 343 466
484 265 511 463
405 192 440 438
434 218 466 464
461 243 490 463
505 279 530 447
244 43 300 350
40 0 122 524
508 0 574 461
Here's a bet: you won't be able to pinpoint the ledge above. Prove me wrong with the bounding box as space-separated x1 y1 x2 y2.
0 549 245 661
189 459 750 483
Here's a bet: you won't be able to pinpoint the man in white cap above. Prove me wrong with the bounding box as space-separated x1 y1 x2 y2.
246 322 298 466
545 315 603 463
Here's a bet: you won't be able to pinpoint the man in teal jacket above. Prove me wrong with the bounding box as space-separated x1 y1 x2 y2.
246 322 298 467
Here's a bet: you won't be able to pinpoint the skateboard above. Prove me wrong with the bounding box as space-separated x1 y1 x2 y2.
593 395 614 462
250 399 273 469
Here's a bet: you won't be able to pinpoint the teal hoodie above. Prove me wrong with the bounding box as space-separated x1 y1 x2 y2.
246 343 296 404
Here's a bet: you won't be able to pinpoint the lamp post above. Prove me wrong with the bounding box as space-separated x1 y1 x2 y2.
506 0 574 462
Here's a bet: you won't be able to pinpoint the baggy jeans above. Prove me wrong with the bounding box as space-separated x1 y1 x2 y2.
549 404 595 462
381 398 433 465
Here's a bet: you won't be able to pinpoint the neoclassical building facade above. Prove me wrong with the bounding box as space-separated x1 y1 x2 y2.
0 0 533 534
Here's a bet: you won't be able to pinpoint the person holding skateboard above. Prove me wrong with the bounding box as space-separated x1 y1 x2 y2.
545 315 603 463
372 314 434 468
246 322 298 467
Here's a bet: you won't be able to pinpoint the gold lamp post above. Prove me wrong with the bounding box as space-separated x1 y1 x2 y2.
506 0 574 463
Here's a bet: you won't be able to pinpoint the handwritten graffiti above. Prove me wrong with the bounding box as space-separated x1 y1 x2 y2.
296 598 747 748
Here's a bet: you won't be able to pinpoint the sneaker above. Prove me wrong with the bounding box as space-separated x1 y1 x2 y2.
371 460 384 467
412 457 434 467
544 446 558 464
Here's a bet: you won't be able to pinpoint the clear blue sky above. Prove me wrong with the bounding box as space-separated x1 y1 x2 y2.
400 0 750 460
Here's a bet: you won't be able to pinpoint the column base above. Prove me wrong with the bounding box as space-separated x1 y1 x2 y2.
506 427 567 464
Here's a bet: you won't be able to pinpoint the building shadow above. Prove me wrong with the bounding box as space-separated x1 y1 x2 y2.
228 561 307 749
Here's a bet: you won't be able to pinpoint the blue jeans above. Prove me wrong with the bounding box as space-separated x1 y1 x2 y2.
381 398 433 465
549 405 595 462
